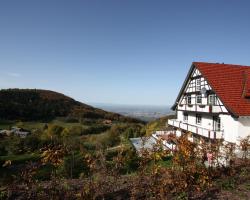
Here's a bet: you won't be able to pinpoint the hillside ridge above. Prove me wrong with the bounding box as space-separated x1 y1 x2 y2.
0 88 142 123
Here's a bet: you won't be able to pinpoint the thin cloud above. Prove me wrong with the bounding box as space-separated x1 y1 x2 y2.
7 73 21 77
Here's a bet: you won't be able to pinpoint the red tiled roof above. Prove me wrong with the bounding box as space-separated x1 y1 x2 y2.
193 62 250 117
243 69 250 98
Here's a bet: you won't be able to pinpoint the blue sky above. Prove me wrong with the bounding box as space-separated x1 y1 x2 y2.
0 0 250 106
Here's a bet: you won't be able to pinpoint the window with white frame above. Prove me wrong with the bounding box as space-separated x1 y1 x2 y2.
183 113 188 122
196 95 202 104
196 114 202 125
196 78 201 91
213 116 221 131
208 94 217 105
187 95 192 104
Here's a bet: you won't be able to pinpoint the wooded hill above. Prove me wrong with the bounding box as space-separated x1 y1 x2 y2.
0 89 142 123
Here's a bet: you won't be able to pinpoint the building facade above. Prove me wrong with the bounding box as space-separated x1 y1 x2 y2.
167 62 250 145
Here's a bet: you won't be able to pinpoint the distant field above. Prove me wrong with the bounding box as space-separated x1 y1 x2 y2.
92 103 174 121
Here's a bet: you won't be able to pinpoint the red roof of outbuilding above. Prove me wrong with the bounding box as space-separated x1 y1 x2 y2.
193 62 250 117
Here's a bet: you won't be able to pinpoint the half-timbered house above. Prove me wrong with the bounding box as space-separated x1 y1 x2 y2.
167 62 250 145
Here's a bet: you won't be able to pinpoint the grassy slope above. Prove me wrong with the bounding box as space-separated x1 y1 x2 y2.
145 115 175 136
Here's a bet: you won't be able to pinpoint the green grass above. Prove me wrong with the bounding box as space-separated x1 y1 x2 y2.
0 119 89 131
158 159 173 168
0 153 40 165
82 132 108 144
16 121 46 130
20 120 88 130
0 121 46 130
0 121 14 129
148 156 173 169
0 153 41 184
50 119 88 129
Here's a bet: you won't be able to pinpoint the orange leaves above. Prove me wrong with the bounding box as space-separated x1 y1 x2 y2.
240 135 250 159
40 145 67 167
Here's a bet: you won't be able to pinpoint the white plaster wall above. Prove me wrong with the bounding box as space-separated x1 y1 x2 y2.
177 110 183 121
238 117 250 140
191 94 195 104
176 111 242 144
220 114 238 143
176 129 182 137
201 96 207 105
182 113 214 130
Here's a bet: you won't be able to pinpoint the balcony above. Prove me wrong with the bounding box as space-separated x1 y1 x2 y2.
152 131 177 150
168 119 223 139
177 104 223 113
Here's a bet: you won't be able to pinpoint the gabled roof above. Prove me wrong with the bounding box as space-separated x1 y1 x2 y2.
172 62 250 117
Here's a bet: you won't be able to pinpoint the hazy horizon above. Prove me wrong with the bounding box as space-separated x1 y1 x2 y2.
90 102 172 107
91 102 174 121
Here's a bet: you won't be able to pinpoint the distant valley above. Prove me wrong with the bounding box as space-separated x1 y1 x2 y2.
92 103 174 121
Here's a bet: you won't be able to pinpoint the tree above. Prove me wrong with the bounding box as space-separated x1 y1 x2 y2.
47 124 64 138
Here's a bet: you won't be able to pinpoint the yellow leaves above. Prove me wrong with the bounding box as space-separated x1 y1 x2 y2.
40 145 67 167
84 153 95 170
2 160 11 167
154 153 162 161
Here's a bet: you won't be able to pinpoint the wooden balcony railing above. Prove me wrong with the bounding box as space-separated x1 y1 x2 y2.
168 119 223 139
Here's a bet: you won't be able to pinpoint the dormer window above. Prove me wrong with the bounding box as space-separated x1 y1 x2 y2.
196 78 201 91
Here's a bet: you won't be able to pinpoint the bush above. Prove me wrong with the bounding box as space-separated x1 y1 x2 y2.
5 136 24 155
64 117 79 123
82 142 96 151
123 125 145 139
35 164 54 181
47 124 64 137
105 149 119 161
82 125 110 135
0 144 8 156
68 126 82 136
23 133 41 151
57 152 90 178
123 148 140 172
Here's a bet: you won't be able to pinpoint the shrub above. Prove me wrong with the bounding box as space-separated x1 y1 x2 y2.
68 126 83 136
34 164 54 181
81 125 110 135
81 142 96 151
57 152 90 178
47 124 64 137
23 133 41 151
0 144 8 156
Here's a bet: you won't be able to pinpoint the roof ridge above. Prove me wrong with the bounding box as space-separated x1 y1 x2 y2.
193 62 250 68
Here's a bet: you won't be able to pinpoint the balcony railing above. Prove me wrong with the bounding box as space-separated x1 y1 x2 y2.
152 131 177 150
177 104 222 113
168 119 223 139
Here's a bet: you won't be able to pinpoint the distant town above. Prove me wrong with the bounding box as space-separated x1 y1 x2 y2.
92 103 174 121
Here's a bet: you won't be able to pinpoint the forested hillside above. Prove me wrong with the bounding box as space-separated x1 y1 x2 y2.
0 89 142 123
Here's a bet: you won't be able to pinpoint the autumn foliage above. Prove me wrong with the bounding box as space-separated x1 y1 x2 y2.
2 133 250 199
